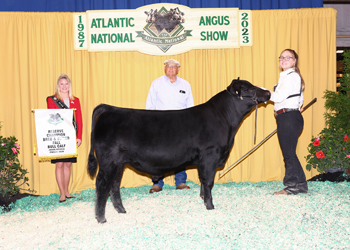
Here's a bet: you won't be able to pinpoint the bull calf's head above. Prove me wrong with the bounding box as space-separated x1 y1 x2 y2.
227 78 270 104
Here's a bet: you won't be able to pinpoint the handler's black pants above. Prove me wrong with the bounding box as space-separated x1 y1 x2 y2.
276 111 308 194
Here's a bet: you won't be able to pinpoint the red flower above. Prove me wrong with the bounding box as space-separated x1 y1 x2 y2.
313 137 320 146
316 150 325 159
345 135 350 143
11 147 18 154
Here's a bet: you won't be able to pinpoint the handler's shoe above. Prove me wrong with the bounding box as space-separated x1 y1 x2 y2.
273 189 290 195
149 185 162 193
176 183 190 190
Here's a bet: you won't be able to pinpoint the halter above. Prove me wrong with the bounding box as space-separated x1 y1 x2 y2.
227 88 259 143
241 92 258 105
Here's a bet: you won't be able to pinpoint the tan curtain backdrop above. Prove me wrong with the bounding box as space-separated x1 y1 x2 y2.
0 8 336 195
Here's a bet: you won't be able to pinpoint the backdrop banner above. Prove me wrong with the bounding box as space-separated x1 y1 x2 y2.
34 109 77 162
73 3 252 55
0 8 336 195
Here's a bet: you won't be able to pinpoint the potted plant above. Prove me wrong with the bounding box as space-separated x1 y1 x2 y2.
0 123 33 210
305 50 350 173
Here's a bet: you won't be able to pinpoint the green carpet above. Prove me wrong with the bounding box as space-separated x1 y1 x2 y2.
1 180 350 249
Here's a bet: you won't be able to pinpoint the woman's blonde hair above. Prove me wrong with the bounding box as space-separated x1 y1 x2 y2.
280 49 305 90
55 74 75 100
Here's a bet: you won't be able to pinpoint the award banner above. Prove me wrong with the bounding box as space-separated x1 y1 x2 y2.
73 3 252 55
34 109 77 162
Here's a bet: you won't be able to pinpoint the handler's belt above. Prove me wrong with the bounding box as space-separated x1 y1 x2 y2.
274 108 299 117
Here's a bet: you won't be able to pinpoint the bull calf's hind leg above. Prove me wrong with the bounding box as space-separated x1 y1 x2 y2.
110 167 126 213
95 173 110 223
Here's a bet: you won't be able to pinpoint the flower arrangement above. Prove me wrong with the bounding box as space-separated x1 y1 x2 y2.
0 124 31 198
305 50 350 173
305 128 350 172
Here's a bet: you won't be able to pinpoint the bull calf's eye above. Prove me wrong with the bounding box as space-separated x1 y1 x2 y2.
236 91 238 94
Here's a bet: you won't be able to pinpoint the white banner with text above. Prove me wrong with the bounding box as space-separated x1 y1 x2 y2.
34 109 77 162
73 3 252 55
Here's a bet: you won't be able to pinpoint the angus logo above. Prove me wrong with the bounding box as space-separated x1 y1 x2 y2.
48 113 63 125
136 6 192 53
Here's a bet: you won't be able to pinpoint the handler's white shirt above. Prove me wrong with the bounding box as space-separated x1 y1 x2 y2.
270 68 304 111
146 75 194 110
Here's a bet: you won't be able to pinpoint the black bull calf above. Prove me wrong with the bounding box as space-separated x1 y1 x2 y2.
88 78 270 223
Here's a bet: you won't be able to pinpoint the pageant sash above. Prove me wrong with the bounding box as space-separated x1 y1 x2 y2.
47 96 78 135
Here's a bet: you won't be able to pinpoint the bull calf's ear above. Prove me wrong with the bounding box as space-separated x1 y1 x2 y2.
228 80 242 99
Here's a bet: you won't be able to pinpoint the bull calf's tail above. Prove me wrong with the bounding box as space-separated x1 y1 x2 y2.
88 104 108 177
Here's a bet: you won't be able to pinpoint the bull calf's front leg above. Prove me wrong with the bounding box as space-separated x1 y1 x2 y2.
200 184 204 199
203 185 215 210
198 166 215 210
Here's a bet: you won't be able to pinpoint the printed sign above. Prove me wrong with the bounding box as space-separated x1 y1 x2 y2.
73 13 88 50
73 3 253 55
34 109 77 162
239 10 252 46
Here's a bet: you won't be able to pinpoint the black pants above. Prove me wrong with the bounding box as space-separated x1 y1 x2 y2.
276 111 308 194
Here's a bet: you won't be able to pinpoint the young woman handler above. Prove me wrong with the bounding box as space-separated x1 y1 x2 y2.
270 49 308 195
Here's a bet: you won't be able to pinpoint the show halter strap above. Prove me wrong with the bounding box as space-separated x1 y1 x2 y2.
47 96 77 135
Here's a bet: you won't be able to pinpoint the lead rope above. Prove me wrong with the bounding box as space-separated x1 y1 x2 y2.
254 105 258 144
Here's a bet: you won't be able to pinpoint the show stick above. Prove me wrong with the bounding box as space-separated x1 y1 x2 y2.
219 98 317 178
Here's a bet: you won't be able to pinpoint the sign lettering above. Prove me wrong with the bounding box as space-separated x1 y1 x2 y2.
73 4 253 55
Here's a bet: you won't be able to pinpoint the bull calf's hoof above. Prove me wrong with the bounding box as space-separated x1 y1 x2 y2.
96 217 107 224
113 204 126 213
204 202 215 210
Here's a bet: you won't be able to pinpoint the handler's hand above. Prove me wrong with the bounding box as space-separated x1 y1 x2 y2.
77 139 82 147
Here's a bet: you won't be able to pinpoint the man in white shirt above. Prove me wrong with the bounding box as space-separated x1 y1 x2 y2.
146 59 194 193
